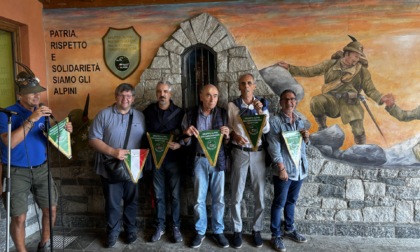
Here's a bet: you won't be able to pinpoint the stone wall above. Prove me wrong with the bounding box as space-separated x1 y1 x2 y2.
295 146 420 238
2 137 420 252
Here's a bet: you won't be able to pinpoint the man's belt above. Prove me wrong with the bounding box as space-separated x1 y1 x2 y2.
231 144 263 152
5 161 47 169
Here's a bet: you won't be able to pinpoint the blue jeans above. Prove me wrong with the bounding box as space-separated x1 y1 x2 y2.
153 160 181 229
270 176 303 237
193 156 225 235
101 177 139 237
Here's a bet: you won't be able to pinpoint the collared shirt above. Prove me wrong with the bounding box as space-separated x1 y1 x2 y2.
227 97 270 148
181 106 213 154
0 102 47 167
89 104 146 178
181 105 227 171
266 111 309 181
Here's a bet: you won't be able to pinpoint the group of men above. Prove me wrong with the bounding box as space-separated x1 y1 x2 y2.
0 68 309 252
87 72 309 252
3 35 418 251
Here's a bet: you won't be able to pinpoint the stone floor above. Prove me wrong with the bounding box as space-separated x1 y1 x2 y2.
8 228 420 252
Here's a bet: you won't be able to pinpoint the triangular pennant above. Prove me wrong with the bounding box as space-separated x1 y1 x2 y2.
124 149 149 183
239 114 266 151
197 130 223 166
147 133 173 169
281 131 302 168
47 117 72 159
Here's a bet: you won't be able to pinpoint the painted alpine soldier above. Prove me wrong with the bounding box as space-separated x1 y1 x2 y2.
278 35 388 144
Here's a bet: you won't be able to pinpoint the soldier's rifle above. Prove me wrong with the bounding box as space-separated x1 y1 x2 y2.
359 94 386 142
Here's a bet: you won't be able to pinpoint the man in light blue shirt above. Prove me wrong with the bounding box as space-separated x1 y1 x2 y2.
266 89 309 252
89 83 146 248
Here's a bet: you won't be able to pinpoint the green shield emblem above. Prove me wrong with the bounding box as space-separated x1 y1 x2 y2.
102 27 141 80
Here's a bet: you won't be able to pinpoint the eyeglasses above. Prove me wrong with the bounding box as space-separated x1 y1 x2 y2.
117 94 133 99
281 98 296 102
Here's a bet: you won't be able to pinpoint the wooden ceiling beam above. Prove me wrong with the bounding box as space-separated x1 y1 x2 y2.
39 0 232 9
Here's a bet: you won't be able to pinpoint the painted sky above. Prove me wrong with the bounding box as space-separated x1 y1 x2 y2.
43 0 420 149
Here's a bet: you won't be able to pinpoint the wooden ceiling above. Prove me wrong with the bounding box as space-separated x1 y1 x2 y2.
39 0 231 9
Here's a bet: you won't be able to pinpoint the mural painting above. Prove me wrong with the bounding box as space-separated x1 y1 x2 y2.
41 1 420 166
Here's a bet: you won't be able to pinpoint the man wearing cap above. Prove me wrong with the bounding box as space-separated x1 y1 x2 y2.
0 68 72 252
278 36 387 144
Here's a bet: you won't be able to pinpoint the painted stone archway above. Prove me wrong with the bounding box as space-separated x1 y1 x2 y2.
135 12 275 110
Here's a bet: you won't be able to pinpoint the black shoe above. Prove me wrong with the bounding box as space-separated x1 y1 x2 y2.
151 227 165 242
232 231 242 249
252 230 263 248
272 237 286 252
173 226 183 243
126 232 137 244
37 240 51 252
106 236 117 248
190 234 205 248
213 233 229 248
283 230 307 243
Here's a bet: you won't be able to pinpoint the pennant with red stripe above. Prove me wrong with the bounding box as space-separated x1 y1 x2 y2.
124 149 149 183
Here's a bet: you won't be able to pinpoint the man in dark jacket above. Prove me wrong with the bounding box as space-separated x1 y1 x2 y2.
143 81 184 243
181 84 230 249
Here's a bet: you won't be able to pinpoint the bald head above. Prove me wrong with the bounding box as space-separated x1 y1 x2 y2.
200 84 219 111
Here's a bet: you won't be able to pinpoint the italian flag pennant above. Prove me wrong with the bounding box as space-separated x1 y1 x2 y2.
124 149 149 183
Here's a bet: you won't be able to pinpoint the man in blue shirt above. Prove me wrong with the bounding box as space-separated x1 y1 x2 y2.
266 89 310 252
89 83 146 248
0 69 72 252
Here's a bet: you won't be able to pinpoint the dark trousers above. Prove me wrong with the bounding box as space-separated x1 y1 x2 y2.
101 177 139 238
153 161 181 229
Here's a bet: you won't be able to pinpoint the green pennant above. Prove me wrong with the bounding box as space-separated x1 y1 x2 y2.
124 149 149 183
48 117 72 159
147 132 172 169
239 114 266 151
282 131 303 168
197 130 223 166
